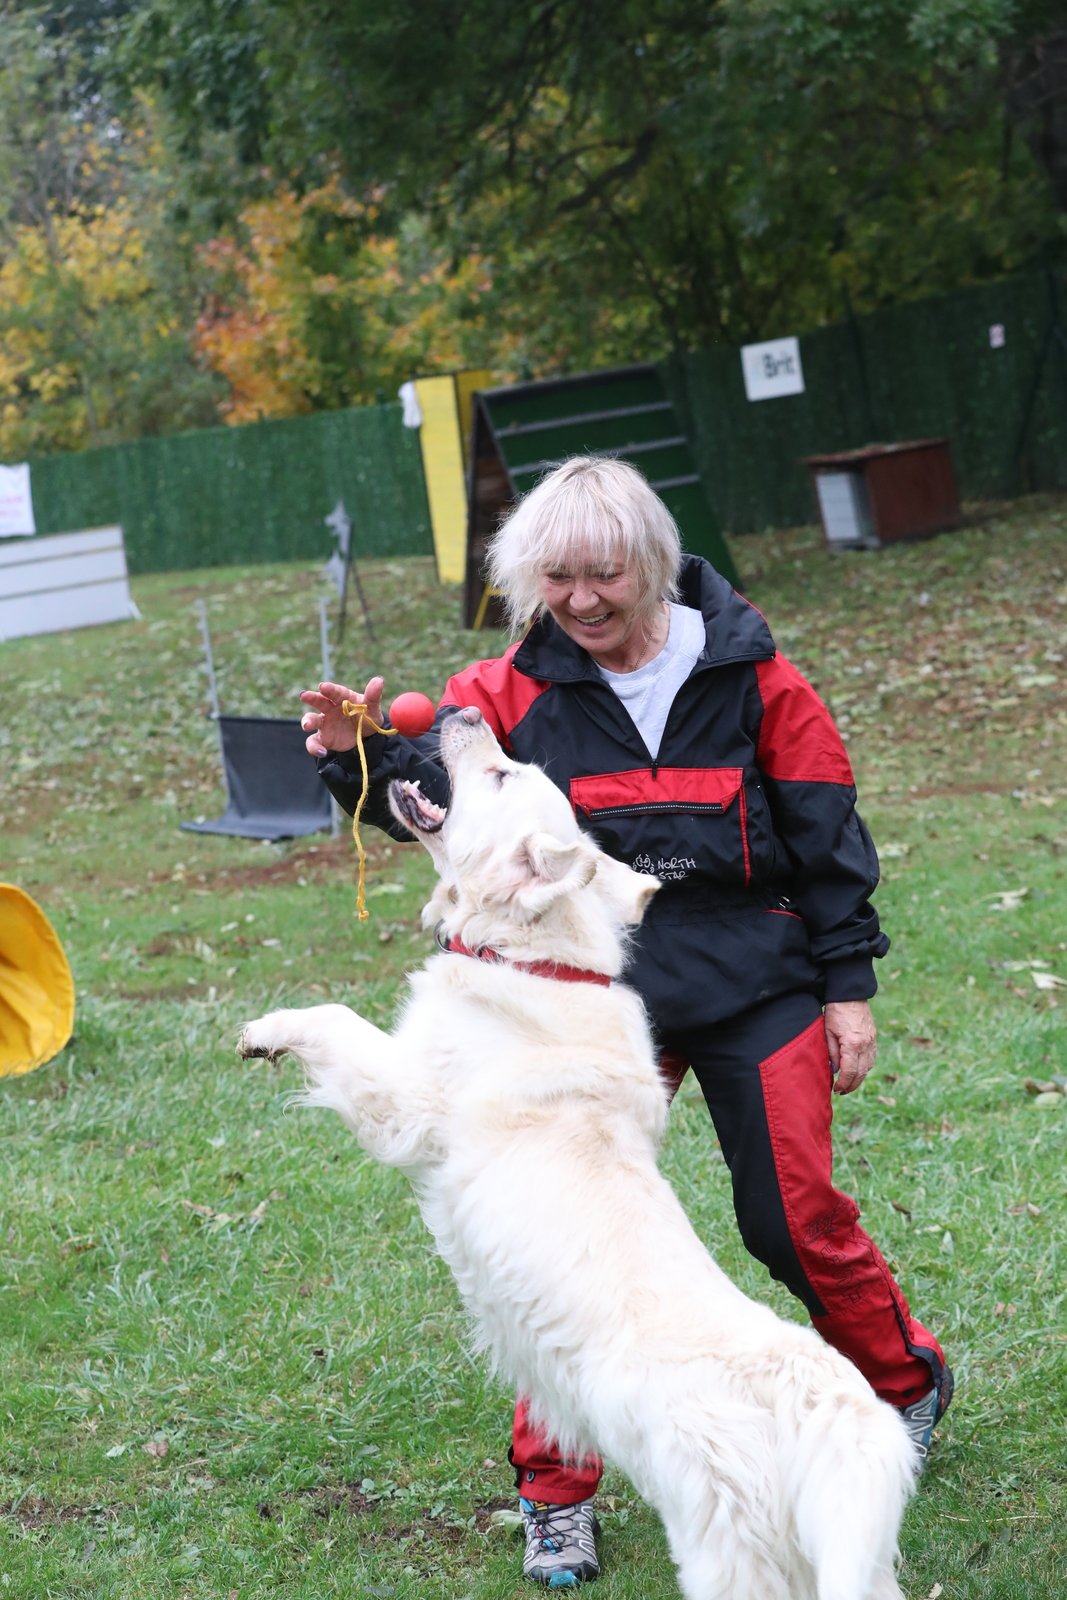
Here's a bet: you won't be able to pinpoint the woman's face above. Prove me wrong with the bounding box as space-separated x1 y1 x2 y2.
537 554 652 670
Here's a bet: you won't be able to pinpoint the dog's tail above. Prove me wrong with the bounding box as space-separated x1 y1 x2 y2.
789 1393 915 1600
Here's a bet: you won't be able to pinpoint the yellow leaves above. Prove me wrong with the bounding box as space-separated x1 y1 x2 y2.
194 177 501 420
30 366 79 404
0 189 189 457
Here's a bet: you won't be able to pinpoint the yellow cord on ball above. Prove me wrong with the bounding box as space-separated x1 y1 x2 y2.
340 699 396 921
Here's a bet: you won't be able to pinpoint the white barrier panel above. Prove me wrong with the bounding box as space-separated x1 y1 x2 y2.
0 526 141 642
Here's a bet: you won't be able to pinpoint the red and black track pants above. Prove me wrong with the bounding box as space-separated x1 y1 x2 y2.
511 990 947 1504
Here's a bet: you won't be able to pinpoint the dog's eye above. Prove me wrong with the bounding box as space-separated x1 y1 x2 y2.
490 768 512 787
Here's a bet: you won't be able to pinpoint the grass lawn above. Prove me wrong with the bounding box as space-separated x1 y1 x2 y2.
1 497 1064 1599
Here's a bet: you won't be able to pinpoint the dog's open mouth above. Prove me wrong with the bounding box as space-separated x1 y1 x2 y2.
389 778 447 835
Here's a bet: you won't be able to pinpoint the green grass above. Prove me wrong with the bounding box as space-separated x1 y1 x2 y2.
1 500 1064 1598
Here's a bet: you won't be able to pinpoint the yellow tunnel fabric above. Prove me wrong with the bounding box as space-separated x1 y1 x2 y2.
0 884 75 1077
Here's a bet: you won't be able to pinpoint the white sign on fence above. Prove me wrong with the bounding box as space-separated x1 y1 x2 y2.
0 462 35 537
741 337 805 402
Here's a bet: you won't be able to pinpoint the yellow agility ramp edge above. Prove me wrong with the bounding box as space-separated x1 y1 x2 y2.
415 372 491 585
0 884 75 1077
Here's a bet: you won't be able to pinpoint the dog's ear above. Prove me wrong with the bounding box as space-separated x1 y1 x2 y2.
511 832 598 921
593 852 661 926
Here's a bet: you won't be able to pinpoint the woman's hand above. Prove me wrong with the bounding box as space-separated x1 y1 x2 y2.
824 1000 877 1095
299 676 384 757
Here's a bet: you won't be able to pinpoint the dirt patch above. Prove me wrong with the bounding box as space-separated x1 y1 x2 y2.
114 981 212 1001
2 1496 119 1529
217 839 358 889
145 837 359 892
303 1485 512 1539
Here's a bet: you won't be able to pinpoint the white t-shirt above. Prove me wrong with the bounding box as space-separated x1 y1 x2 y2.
595 604 705 759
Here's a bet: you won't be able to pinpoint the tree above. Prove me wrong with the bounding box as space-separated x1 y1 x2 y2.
122 0 1065 361
1001 3 1067 216
193 179 505 419
0 11 222 457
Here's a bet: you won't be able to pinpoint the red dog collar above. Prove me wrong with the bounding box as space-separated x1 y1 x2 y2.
446 936 612 988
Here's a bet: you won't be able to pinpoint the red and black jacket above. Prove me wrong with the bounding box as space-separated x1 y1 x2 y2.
318 555 889 1036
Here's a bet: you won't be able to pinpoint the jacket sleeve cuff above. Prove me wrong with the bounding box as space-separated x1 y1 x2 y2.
823 957 878 1003
316 734 387 783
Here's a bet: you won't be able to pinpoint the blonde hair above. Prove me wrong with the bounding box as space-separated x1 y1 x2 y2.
486 456 683 635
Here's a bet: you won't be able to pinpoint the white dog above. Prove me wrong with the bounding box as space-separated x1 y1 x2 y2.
238 707 916 1600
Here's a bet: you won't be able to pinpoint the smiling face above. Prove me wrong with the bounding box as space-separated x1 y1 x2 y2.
537 556 664 673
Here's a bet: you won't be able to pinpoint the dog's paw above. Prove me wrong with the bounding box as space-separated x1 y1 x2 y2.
236 1019 287 1063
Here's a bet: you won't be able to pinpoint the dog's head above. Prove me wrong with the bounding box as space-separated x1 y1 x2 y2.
387 708 659 965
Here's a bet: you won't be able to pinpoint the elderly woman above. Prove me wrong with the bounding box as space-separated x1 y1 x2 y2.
300 456 952 1589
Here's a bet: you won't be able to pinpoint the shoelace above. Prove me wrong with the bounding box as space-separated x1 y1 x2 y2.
528 1503 589 1553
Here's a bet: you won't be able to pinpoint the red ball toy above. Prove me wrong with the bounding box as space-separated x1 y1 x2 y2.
388 691 437 737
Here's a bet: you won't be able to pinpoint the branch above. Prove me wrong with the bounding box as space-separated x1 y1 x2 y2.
554 125 659 215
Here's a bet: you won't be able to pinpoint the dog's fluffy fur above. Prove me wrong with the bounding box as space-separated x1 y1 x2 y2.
238 709 916 1600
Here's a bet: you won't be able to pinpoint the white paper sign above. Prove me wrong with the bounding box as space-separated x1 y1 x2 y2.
0 463 35 537
398 381 423 428
741 337 805 402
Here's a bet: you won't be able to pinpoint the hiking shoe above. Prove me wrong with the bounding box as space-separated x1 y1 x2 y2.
520 1497 601 1587
900 1365 954 1465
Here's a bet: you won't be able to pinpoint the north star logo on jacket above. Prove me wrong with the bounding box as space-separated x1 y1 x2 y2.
633 852 697 881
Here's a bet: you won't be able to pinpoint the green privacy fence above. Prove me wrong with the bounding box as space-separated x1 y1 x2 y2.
28 404 432 574
21 270 1067 569
666 269 1067 533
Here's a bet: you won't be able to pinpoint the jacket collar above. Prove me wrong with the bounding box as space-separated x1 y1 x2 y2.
512 553 775 684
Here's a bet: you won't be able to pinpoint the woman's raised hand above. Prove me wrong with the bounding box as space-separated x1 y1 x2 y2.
299 676 384 757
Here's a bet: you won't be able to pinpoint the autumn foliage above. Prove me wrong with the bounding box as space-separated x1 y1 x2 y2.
193 179 503 424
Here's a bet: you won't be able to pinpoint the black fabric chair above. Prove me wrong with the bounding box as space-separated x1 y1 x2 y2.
182 716 332 841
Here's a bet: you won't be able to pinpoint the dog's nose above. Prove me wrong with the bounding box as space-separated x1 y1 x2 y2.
459 706 483 725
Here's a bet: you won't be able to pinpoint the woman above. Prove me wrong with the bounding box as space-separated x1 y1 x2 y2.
300 456 952 1588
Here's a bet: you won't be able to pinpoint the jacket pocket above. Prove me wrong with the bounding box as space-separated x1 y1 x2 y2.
569 767 751 885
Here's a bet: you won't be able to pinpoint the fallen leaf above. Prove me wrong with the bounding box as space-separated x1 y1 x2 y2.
246 1191 282 1224
1032 970 1067 990
983 886 1029 912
